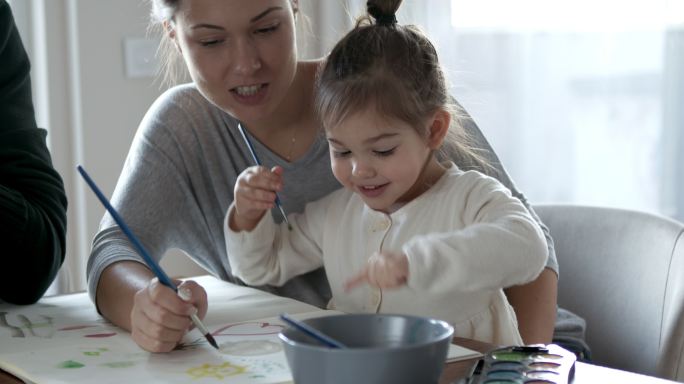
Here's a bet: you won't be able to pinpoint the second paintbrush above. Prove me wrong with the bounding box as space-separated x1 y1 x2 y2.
237 123 292 230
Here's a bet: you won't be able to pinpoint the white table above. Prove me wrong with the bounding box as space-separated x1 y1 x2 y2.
1 276 679 384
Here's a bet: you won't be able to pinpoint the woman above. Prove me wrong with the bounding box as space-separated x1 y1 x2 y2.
87 0 558 352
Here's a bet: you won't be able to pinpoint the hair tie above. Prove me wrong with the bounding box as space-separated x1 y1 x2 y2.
367 2 398 26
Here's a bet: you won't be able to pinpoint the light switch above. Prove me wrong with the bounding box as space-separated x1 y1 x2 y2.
123 37 160 78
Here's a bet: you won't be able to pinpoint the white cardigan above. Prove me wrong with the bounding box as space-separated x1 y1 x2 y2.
225 164 548 345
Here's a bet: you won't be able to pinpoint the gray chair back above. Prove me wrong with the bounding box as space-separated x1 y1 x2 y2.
535 204 684 381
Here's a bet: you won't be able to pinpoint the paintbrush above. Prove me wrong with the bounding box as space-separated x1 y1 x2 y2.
76 165 219 350
279 313 346 349
237 123 292 230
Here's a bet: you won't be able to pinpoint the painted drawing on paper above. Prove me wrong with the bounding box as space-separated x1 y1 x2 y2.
0 293 300 384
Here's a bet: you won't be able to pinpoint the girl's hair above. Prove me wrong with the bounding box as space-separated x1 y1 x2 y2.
315 0 490 171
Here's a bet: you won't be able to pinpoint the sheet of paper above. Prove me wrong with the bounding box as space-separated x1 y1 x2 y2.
0 277 321 384
446 343 482 362
0 311 337 384
0 276 481 383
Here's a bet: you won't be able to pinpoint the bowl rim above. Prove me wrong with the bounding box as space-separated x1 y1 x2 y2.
278 313 454 353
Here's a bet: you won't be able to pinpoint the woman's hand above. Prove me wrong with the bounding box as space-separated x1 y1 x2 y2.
130 278 208 352
230 165 283 231
345 251 409 291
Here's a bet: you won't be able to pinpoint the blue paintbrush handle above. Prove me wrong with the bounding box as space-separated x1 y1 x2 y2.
76 165 176 291
237 123 263 166
280 313 346 349
238 123 290 227
78 165 220 349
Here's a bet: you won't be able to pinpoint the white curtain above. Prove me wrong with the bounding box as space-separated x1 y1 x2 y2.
318 0 684 221
9 0 88 296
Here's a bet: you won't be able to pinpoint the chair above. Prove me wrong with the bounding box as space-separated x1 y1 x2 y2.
534 204 684 381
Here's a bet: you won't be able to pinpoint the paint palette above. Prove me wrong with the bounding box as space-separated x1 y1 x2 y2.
465 344 576 384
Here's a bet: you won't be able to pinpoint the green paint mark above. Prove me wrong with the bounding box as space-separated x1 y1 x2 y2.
58 360 85 369
100 361 136 368
21 321 52 329
83 347 109 356
490 351 528 362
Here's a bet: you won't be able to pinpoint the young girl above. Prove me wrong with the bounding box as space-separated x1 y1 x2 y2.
226 0 548 345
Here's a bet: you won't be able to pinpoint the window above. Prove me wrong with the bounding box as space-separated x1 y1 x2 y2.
396 0 684 220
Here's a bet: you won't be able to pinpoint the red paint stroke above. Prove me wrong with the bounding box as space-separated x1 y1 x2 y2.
84 332 117 338
59 325 97 331
212 322 284 337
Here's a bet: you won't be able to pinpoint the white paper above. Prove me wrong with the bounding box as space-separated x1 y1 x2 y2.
0 276 480 383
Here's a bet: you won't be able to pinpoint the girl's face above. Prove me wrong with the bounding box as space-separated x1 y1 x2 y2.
327 108 447 213
171 0 298 123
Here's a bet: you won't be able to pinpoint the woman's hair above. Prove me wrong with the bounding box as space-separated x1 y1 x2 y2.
315 0 490 171
147 0 185 87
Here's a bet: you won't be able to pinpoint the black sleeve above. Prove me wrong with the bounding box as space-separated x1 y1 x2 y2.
0 0 68 304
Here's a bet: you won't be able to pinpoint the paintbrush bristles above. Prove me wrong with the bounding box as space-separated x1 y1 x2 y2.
205 333 219 349
276 205 292 230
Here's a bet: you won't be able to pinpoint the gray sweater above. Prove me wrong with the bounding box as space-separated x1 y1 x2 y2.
86 83 558 308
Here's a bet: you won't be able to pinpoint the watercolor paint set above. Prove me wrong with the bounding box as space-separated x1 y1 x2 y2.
464 344 576 384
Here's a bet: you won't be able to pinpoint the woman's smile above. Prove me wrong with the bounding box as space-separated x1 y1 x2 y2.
230 83 269 105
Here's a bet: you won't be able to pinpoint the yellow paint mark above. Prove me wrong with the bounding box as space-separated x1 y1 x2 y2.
186 362 247 379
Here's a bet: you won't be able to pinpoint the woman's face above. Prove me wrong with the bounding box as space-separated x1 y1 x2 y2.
171 0 298 123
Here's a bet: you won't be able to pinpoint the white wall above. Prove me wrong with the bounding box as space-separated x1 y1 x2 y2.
17 0 199 292
72 1 211 281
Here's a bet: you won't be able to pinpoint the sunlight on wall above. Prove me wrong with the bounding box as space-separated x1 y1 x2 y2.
451 0 684 31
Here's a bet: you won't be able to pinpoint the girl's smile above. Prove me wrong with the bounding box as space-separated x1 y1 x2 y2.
357 183 390 198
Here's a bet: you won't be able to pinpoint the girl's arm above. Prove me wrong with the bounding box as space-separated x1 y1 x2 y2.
403 173 548 295
453 109 558 344
225 191 331 287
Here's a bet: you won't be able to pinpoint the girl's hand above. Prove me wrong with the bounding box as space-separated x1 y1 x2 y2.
130 278 208 352
344 251 409 291
230 165 283 231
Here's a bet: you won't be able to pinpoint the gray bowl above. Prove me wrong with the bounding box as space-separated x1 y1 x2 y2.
279 313 454 384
